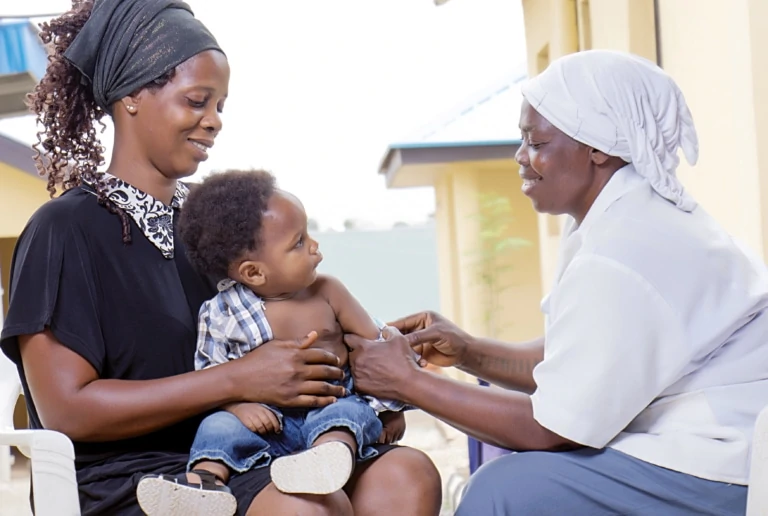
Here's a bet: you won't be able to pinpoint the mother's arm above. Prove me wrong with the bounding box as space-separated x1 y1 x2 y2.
346 331 577 452
20 329 345 442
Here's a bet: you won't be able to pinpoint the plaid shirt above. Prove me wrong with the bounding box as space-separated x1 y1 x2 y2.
195 281 408 413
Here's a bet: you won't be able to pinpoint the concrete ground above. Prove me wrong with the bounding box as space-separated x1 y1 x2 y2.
0 453 31 516
0 410 469 516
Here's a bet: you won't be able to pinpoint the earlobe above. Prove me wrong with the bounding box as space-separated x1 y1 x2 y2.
120 88 145 115
120 98 139 115
590 149 610 166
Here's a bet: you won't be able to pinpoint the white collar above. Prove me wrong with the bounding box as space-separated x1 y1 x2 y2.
83 172 189 259
568 164 645 238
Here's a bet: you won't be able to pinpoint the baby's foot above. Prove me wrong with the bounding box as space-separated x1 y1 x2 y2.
270 441 354 495
136 470 236 516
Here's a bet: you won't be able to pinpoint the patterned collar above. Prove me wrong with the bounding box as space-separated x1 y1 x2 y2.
84 172 189 259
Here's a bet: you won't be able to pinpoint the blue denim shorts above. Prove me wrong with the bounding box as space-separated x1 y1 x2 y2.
188 375 383 473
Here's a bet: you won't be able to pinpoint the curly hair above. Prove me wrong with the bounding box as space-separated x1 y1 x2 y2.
27 0 176 243
179 170 277 280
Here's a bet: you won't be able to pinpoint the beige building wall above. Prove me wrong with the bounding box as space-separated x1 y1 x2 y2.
433 173 460 327
475 169 543 342
427 161 543 382
0 238 15 318
0 166 46 321
433 164 543 342
0 165 48 239
656 0 768 259
585 0 657 60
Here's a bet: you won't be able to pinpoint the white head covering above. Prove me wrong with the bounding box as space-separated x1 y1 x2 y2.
521 50 699 211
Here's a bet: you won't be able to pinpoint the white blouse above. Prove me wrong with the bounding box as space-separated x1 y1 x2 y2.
531 165 768 485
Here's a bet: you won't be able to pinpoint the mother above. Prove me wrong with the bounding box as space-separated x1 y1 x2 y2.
0 1 440 515
347 50 768 515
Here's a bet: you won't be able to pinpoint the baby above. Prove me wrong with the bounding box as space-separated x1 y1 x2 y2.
177 169 408 498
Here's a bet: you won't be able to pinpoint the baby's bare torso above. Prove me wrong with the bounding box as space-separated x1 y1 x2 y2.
262 287 350 368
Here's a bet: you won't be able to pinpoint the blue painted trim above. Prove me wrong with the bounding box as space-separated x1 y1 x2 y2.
0 21 47 79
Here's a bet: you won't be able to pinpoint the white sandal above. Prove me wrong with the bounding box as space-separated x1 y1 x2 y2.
270 441 355 495
136 470 237 516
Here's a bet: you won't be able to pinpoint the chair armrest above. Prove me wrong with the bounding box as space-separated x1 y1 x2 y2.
0 429 80 516
747 404 768 515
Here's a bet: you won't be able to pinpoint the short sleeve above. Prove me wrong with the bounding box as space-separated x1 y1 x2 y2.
0 202 105 373
194 299 230 370
530 255 690 448
194 288 272 370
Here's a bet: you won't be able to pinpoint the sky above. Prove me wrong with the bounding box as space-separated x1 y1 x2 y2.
1 0 527 230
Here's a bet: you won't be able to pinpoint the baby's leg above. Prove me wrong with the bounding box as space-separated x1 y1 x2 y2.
304 395 383 456
188 410 281 483
312 428 358 459
270 396 383 495
138 410 286 516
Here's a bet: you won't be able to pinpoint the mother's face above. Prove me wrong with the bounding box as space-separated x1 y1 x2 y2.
126 50 230 180
515 100 599 223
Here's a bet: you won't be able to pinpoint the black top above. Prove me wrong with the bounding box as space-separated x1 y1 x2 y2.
0 186 217 467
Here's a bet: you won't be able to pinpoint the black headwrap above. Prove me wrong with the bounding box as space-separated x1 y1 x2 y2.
64 0 223 115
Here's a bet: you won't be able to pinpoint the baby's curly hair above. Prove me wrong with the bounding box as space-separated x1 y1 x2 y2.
179 170 277 280
27 0 176 243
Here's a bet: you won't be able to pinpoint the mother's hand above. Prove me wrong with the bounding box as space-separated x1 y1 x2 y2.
232 331 346 408
344 327 421 402
390 311 472 368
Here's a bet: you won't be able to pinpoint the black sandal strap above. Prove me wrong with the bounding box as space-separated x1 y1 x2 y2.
189 469 224 489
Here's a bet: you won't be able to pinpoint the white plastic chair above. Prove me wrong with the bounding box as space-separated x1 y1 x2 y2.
0 351 80 515
747 404 768 515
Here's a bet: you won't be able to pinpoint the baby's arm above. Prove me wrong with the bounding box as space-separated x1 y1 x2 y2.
318 276 410 441
318 275 380 339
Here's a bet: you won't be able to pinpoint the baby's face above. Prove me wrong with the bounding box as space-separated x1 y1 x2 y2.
256 191 323 295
